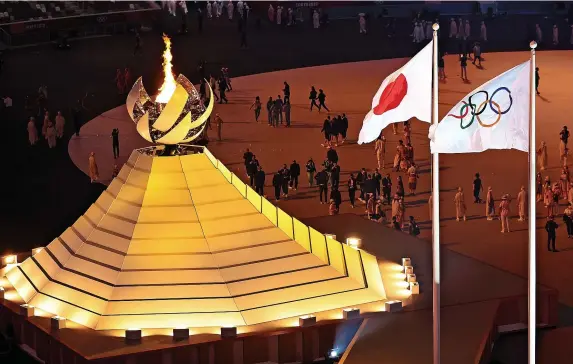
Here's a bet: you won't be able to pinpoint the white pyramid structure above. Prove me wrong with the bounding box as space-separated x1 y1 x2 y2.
6 147 387 330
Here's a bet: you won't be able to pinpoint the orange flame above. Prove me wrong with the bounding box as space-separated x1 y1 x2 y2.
156 34 176 103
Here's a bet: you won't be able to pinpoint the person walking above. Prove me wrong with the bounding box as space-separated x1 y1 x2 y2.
284 99 291 127
283 81 290 103
306 158 316 187
309 86 319 111
358 13 367 34
454 187 467 221
111 128 120 159
340 114 348 143
486 186 495 220
407 163 418 195
330 187 342 210
42 111 50 137
329 199 339 216
317 89 329 112
460 53 468 81
472 42 482 67
473 173 483 203
27 117 38 146
218 78 228 104
315 168 329 204
266 96 274 125
537 141 548 170
449 18 457 38
210 75 219 102
289 160 300 190
215 114 223 141
545 215 558 252
321 116 332 147
480 20 487 41
348 173 357 208
499 194 511 233
272 171 283 201
438 53 446 80
255 166 265 195
280 164 290 198
46 122 56 148
517 186 526 221
250 96 262 122
375 134 386 170
381 173 392 204
88 152 99 183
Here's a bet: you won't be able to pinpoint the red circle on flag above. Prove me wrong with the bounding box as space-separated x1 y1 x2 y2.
373 73 408 116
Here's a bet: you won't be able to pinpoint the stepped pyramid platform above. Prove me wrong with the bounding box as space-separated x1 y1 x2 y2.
5 146 387 330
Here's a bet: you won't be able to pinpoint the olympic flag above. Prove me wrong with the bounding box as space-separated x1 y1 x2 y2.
358 40 433 144
429 60 531 154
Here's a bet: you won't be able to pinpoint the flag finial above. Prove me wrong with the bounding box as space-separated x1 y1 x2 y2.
432 23 439 31
530 41 537 49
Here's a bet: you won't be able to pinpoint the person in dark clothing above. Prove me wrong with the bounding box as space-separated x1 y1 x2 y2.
381 173 392 204
283 81 290 103
272 171 283 201
326 147 338 164
280 164 290 198
243 148 254 172
199 79 207 100
330 162 340 189
535 67 540 95
111 128 120 159
274 96 284 125
306 158 316 187
340 114 349 143
331 116 341 145
240 29 248 48
330 187 342 210
356 168 368 201
133 31 142 55
392 216 401 231
317 89 329 112
315 169 329 203
348 173 357 208
473 173 483 203
218 78 228 103
408 216 420 236
309 86 319 111
321 116 331 146
546 215 558 252
364 174 377 198
247 159 258 186
560 126 569 147
289 160 300 190
266 96 274 125
373 169 382 198
460 53 468 80
255 166 265 195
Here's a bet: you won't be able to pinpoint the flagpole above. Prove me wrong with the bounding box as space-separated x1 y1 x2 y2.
431 23 440 364
528 40 537 364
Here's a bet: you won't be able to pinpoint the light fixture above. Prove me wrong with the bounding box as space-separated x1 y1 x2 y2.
3 255 17 266
384 300 403 313
173 327 190 340
407 274 417 283
328 348 340 360
125 328 142 342
342 308 360 320
404 265 414 275
346 237 361 249
409 282 420 295
402 257 411 267
32 248 44 256
298 315 316 327
51 316 66 330
220 326 237 338
0 287 4 301
20 304 35 317
325 234 336 240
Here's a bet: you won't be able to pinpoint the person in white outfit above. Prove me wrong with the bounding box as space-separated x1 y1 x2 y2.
457 18 465 39
277 6 282 25
359 13 366 34
553 24 559 45
287 8 293 26
206 2 212 18
313 10 320 29
449 18 457 38
416 22 424 42
268 4 274 22
55 111 65 138
227 1 234 20
27 117 38 146
244 2 249 17
480 21 487 41
464 20 470 40
425 21 433 39
536 24 543 43
237 0 243 16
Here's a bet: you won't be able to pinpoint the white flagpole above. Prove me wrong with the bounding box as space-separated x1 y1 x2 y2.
528 40 537 364
431 23 440 364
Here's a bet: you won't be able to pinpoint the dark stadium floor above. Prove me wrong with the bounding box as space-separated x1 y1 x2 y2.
0 10 569 364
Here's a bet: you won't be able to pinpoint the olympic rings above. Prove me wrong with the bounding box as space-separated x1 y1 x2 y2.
448 87 513 129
